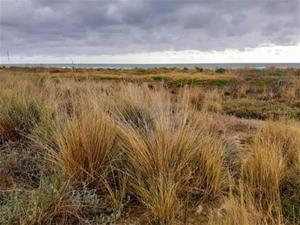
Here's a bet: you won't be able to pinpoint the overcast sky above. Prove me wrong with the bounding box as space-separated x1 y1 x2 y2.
0 0 299 63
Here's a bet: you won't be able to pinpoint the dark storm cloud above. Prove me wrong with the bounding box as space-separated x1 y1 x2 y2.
0 0 299 56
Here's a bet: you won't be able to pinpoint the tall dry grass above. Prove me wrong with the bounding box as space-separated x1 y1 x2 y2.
207 183 274 225
0 72 299 224
242 121 300 223
51 109 118 186
0 95 53 142
116 88 227 223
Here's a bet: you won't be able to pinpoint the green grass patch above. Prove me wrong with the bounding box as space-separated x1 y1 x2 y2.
244 77 276 87
223 98 300 120
152 76 168 81
173 78 235 87
92 76 121 81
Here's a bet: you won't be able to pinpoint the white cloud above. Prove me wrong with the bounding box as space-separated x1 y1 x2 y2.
1 44 299 64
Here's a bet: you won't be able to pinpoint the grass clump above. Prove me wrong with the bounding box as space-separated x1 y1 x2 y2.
207 182 278 225
114 100 152 128
242 122 300 222
47 107 129 215
118 105 227 223
0 96 48 142
52 110 119 188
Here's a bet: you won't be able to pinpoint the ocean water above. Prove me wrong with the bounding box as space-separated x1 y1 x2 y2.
1 63 300 69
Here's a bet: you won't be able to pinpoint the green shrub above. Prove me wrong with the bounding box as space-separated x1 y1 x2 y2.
216 68 226 74
195 67 204 72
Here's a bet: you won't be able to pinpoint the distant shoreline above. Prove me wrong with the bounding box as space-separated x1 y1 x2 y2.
1 63 300 69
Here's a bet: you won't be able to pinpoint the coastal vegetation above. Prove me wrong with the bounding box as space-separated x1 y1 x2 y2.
0 66 299 225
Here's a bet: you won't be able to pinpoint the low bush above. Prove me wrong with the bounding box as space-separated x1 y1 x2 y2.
216 68 226 74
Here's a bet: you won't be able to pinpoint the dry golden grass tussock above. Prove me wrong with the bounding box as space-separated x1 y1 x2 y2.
207 184 276 225
51 108 119 188
242 121 300 222
117 97 227 223
201 90 223 113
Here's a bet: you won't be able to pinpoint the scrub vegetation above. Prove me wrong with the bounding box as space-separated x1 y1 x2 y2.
0 66 299 225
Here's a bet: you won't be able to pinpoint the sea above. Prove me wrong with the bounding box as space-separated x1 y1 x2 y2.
1 63 300 69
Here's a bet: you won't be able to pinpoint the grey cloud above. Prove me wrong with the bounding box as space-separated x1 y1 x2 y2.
0 0 299 57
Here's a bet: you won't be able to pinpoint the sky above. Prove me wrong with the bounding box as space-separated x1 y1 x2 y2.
0 0 299 64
